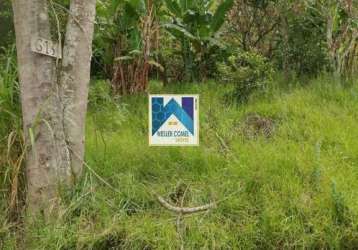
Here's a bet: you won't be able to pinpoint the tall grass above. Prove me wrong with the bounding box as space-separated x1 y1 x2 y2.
0 45 24 249
20 77 358 248
1 72 358 248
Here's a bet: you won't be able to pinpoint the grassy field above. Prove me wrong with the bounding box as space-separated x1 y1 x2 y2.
2 77 358 249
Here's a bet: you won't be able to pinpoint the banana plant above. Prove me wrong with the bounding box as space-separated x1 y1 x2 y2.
306 0 358 79
96 0 164 93
163 0 234 81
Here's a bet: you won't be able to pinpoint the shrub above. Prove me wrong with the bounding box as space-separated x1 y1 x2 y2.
0 45 25 220
217 50 274 102
274 8 329 77
0 2 14 48
0 45 21 146
88 81 128 132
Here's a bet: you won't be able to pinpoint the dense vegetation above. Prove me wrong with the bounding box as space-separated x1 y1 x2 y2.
2 78 358 249
1 0 358 249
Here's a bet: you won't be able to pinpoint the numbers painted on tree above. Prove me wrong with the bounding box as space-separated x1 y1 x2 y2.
31 36 62 59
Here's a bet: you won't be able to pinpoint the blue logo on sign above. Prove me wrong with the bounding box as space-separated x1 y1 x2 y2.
152 97 194 135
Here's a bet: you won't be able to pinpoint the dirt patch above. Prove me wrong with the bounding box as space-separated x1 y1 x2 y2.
241 113 275 139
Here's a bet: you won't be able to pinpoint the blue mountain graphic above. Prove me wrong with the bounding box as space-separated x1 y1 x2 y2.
152 98 194 135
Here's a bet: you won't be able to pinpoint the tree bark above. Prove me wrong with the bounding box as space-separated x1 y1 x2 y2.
12 0 96 216
280 15 290 82
60 0 96 179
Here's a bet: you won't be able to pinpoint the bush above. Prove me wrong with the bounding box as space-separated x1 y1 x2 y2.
274 8 328 77
0 2 14 48
0 45 25 220
0 45 21 142
217 50 274 102
88 81 128 132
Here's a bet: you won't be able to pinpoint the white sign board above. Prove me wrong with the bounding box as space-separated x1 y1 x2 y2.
149 95 199 146
31 36 62 59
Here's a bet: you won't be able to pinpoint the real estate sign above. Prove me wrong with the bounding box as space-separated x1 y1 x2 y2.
149 95 199 146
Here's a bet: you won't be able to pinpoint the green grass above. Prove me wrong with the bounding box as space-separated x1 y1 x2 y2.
2 76 358 249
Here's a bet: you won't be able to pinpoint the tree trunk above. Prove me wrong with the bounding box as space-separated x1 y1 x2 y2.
61 0 96 179
281 15 290 82
326 12 340 79
12 0 96 216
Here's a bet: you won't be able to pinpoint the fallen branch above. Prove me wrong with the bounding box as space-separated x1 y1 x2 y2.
155 194 216 215
214 130 230 152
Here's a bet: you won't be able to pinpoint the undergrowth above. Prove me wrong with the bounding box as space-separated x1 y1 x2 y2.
0 45 24 249
1 76 358 249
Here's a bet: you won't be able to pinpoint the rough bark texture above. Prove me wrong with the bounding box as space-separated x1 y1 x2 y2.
61 0 96 179
12 0 96 215
280 15 290 81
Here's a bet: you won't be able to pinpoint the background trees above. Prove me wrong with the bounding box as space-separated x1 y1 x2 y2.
316 0 358 79
94 0 234 88
163 0 234 82
0 0 357 227
0 0 358 248
92 0 357 91
95 0 162 94
226 0 280 55
1 0 357 215
0 1 14 49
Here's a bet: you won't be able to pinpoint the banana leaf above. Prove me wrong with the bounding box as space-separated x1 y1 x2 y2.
211 0 234 32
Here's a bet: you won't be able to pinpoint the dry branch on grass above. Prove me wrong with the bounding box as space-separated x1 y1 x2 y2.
154 190 216 250
155 194 216 215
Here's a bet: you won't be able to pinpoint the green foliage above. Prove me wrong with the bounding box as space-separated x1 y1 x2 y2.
0 1 14 49
331 181 352 226
0 45 21 149
163 0 234 81
275 5 329 76
0 45 24 238
1 0 358 248
88 80 128 132
211 0 234 32
217 50 274 102
4 77 358 249
93 0 163 79
157 34 185 82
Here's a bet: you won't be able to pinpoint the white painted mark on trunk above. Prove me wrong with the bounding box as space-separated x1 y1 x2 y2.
31 36 62 59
